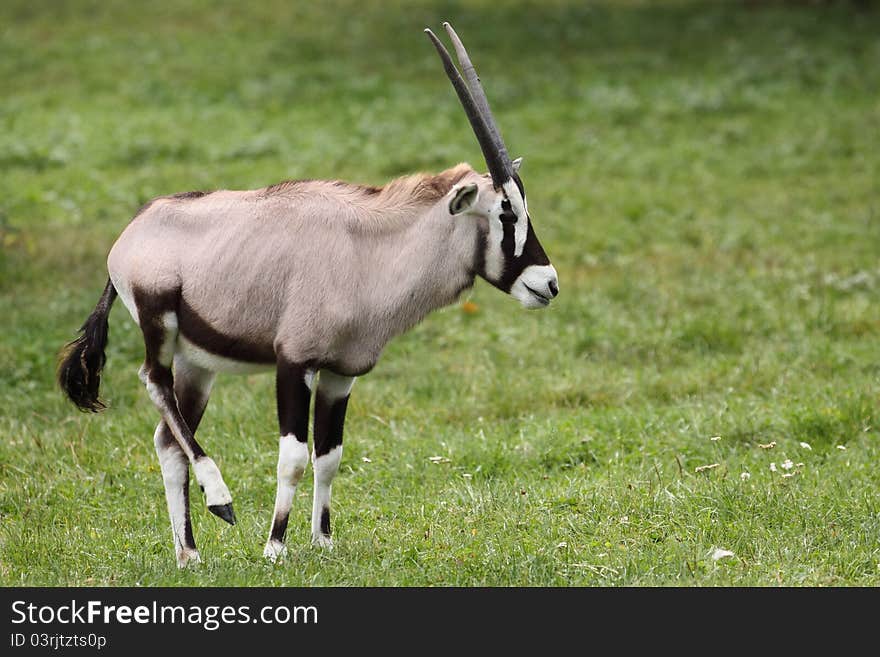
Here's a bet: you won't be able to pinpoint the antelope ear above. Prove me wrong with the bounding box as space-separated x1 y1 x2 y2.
512 157 523 172
449 183 479 215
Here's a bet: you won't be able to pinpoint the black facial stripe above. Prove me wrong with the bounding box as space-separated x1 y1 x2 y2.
499 198 517 223
313 391 350 457
486 219 551 293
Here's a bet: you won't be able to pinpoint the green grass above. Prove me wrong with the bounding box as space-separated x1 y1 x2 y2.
2 0 879 586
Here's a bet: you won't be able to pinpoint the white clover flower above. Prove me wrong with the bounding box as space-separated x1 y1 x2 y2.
769 462 778 472
781 459 794 470
711 548 735 561
740 472 751 481
799 442 812 451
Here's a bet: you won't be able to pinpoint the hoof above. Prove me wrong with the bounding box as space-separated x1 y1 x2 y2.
311 533 334 550
263 540 287 563
176 548 201 569
209 503 237 525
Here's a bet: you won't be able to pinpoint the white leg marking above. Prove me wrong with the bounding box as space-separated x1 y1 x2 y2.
159 311 178 366
173 354 216 401
304 369 316 392
264 435 309 562
151 356 215 567
192 457 232 506
154 426 200 568
311 445 342 548
318 370 355 400
145 380 165 407
176 547 201 568
263 539 287 562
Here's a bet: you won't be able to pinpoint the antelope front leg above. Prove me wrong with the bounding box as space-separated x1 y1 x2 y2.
311 370 355 548
264 364 313 561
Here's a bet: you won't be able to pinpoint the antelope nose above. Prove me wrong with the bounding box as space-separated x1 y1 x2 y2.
548 278 559 298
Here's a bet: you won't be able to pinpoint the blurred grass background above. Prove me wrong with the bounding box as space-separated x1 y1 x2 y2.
1 0 879 585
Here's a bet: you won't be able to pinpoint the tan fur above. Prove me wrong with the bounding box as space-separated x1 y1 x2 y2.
108 163 491 376
263 163 473 205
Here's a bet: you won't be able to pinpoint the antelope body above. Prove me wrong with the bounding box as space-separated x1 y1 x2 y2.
58 24 558 566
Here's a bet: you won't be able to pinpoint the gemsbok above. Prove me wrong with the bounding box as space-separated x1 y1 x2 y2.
58 23 559 566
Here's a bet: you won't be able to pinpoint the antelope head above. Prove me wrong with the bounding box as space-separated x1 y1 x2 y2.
426 22 559 309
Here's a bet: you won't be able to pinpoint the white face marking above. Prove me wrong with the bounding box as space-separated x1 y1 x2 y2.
501 179 528 258
510 264 559 309
192 457 232 506
484 195 505 282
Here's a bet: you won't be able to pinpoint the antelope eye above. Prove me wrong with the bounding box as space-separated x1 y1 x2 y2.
499 199 517 224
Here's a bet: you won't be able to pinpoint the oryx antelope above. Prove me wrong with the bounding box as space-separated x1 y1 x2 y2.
58 23 558 567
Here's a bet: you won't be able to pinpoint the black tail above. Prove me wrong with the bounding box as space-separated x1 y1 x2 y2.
58 278 118 412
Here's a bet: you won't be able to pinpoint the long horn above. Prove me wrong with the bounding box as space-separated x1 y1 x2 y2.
424 27 512 188
442 22 512 172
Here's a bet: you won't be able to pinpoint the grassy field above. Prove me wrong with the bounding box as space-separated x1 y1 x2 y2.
1 0 879 586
